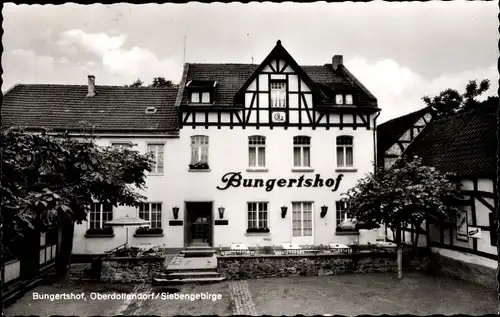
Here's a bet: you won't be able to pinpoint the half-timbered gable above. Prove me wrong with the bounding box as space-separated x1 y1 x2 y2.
177 40 380 130
377 107 433 169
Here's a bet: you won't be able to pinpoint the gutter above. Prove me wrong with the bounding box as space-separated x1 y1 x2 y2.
373 110 381 176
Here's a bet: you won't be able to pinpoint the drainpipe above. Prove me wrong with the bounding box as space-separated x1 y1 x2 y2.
373 110 381 176
372 110 382 240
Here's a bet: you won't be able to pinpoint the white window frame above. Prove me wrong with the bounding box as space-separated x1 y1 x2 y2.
190 135 209 165
345 94 353 105
335 94 344 105
190 91 211 104
336 136 354 168
88 203 113 230
293 136 311 168
147 143 165 174
270 81 287 108
247 202 269 229
248 136 266 168
291 202 313 238
138 202 163 229
335 201 350 227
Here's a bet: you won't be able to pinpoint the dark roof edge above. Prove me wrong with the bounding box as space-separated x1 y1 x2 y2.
175 63 190 108
3 126 179 134
378 106 432 128
338 65 377 103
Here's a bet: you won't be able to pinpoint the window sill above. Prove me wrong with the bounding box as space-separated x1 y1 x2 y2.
245 232 271 236
188 103 214 106
291 168 314 173
189 169 211 173
133 234 164 238
335 168 357 173
335 231 359 236
85 234 115 238
148 173 164 176
246 168 269 173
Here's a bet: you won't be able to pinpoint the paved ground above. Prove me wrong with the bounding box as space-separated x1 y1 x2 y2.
5 272 497 316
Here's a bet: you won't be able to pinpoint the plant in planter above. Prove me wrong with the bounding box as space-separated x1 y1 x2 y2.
86 227 114 235
246 227 270 233
189 162 209 170
135 227 163 235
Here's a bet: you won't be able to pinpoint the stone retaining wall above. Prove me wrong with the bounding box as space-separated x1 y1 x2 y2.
218 251 429 280
100 256 165 283
429 252 496 290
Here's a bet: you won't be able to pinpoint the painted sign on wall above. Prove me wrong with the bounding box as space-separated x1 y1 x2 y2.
217 172 344 192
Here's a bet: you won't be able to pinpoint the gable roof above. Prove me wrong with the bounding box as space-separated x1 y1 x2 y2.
233 40 324 106
377 106 433 157
178 41 378 109
403 105 497 178
2 84 179 132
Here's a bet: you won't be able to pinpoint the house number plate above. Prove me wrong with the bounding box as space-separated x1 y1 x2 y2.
272 112 286 123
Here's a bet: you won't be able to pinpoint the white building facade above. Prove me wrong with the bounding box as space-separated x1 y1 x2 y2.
3 41 383 255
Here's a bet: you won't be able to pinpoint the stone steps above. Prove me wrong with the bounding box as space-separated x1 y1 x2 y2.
163 271 220 279
181 249 216 257
153 276 226 285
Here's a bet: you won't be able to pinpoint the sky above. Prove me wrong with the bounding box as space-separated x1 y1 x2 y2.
2 2 497 123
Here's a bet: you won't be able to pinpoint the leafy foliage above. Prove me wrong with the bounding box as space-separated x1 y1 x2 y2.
341 156 463 245
151 77 174 88
127 78 144 87
422 79 491 118
1 128 155 259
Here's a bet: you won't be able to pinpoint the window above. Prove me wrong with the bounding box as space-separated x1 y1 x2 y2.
270 81 286 108
335 94 344 105
345 94 353 105
111 142 131 149
336 136 354 168
191 136 209 166
139 203 163 229
293 136 311 168
292 202 313 237
335 201 350 228
190 91 211 104
147 144 164 174
249 136 266 168
247 202 268 229
89 203 113 230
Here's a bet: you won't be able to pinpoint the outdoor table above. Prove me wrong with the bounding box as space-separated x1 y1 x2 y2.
369 241 396 252
222 243 253 255
328 243 351 254
281 243 303 254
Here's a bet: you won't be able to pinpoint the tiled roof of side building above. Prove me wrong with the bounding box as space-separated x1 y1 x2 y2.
180 63 377 108
403 105 497 179
2 85 180 132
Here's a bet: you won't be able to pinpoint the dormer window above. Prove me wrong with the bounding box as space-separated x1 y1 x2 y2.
335 94 353 105
345 94 353 105
335 94 343 105
187 80 216 105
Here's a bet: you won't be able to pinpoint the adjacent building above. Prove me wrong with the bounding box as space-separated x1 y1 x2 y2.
378 103 498 288
3 40 383 255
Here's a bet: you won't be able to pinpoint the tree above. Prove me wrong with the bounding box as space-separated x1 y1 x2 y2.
1 128 155 283
341 156 462 279
126 79 144 87
151 77 174 88
422 79 490 118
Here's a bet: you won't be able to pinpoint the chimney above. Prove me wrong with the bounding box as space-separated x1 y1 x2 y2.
332 55 343 71
87 75 95 97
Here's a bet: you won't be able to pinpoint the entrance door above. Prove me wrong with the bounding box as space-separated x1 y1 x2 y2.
291 202 314 246
185 202 213 246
